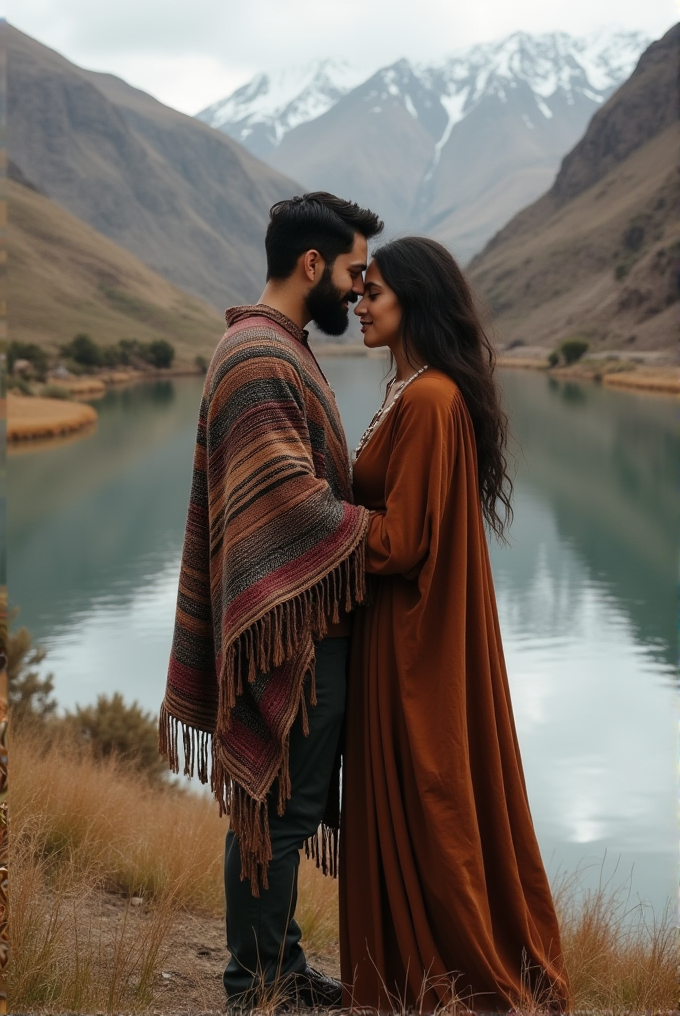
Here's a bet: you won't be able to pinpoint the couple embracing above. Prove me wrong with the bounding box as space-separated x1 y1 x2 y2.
159 192 569 1014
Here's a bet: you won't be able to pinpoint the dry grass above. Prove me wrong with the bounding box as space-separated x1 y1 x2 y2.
8 721 339 1011
9 721 678 1014
554 864 678 1015
7 393 98 442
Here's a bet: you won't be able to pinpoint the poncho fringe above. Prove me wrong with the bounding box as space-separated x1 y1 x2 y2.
159 534 366 889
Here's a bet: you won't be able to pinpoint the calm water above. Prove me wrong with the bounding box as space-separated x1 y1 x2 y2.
8 363 678 914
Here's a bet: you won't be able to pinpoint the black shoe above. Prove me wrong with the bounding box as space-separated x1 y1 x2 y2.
293 964 343 1009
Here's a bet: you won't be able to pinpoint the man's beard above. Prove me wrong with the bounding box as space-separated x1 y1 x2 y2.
305 267 355 336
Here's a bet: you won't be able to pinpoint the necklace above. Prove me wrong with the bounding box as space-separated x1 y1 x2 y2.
353 365 429 461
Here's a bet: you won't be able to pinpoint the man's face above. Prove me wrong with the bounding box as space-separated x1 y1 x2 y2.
305 233 368 336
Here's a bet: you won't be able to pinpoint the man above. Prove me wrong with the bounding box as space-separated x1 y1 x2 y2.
159 192 383 1009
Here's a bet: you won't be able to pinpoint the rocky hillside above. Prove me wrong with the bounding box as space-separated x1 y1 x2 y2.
8 25 300 310
9 172 225 363
199 31 648 258
468 24 680 354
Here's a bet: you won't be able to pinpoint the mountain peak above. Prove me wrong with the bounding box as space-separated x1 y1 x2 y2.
200 28 650 159
196 58 367 155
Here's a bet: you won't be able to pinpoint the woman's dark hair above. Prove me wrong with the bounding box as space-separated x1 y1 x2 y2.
373 236 513 539
266 191 383 280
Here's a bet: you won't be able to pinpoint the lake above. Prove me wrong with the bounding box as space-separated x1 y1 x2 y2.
8 361 678 916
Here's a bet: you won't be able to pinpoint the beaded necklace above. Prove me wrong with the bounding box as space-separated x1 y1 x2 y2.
353 365 429 461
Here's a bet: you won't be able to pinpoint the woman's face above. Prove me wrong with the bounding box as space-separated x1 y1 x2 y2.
354 260 403 355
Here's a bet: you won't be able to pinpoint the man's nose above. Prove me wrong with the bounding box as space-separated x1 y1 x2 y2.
352 276 365 295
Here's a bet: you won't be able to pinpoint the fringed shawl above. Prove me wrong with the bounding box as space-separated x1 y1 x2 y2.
159 305 368 893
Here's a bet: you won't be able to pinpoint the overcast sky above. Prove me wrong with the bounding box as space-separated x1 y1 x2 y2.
5 0 679 114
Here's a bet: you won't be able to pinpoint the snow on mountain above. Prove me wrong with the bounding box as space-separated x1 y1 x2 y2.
198 29 650 159
196 59 367 156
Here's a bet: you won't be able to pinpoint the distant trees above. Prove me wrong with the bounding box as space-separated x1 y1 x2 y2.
60 334 176 371
8 342 49 381
548 338 590 368
560 339 589 365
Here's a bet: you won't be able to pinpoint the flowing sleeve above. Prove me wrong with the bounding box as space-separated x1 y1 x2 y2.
364 381 459 578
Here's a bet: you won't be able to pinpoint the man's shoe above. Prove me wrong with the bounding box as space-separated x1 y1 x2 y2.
293 964 343 1009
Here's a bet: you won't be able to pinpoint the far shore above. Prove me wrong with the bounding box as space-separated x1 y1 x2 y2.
496 355 680 395
8 348 678 451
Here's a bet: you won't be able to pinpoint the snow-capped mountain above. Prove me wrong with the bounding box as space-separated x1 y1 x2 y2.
197 60 368 160
198 29 651 259
199 31 648 158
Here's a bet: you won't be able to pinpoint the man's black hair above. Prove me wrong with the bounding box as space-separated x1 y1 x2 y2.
265 191 384 281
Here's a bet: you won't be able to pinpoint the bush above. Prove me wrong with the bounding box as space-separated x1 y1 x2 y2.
42 384 69 400
143 340 174 369
60 333 102 368
560 338 589 365
7 622 57 722
8 342 49 380
8 376 33 395
65 692 166 782
194 354 208 373
547 351 560 368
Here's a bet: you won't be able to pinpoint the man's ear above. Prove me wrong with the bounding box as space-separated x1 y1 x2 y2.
302 249 324 283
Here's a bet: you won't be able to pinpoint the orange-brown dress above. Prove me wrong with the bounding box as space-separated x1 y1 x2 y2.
339 371 568 1014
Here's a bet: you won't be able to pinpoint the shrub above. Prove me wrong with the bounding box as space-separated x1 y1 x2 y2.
560 338 589 365
7 622 57 722
614 263 630 280
8 342 49 380
194 354 208 373
42 384 69 400
547 351 560 368
61 333 103 368
7 376 33 395
64 692 166 782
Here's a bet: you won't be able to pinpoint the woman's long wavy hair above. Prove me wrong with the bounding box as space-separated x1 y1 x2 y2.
373 236 513 539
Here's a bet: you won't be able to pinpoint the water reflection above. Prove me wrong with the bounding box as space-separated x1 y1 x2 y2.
495 372 679 673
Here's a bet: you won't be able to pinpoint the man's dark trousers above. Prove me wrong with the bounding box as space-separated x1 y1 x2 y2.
223 636 348 996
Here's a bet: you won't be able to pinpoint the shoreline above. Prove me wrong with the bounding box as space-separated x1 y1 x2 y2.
496 356 680 395
8 353 678 449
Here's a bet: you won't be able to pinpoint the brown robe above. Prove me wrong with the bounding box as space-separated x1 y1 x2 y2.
339 371 568 1013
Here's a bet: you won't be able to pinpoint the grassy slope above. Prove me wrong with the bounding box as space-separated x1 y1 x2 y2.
9 178 226 365
468 127 679 352
9 25 299 309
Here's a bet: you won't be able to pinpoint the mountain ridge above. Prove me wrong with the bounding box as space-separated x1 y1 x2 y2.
8 25 301 310
9 175 226 362
198 29 650 258
467 23 680 354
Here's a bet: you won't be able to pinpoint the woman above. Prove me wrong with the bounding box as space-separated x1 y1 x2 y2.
339 237 569 1014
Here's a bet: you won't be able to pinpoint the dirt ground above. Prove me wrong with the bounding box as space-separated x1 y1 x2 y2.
149 908 336 1014
67 891 342 1016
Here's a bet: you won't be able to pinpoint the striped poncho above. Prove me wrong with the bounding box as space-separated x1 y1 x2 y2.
159 305 368 890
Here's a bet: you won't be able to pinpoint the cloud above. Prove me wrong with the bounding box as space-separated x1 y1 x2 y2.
6 0 678 113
